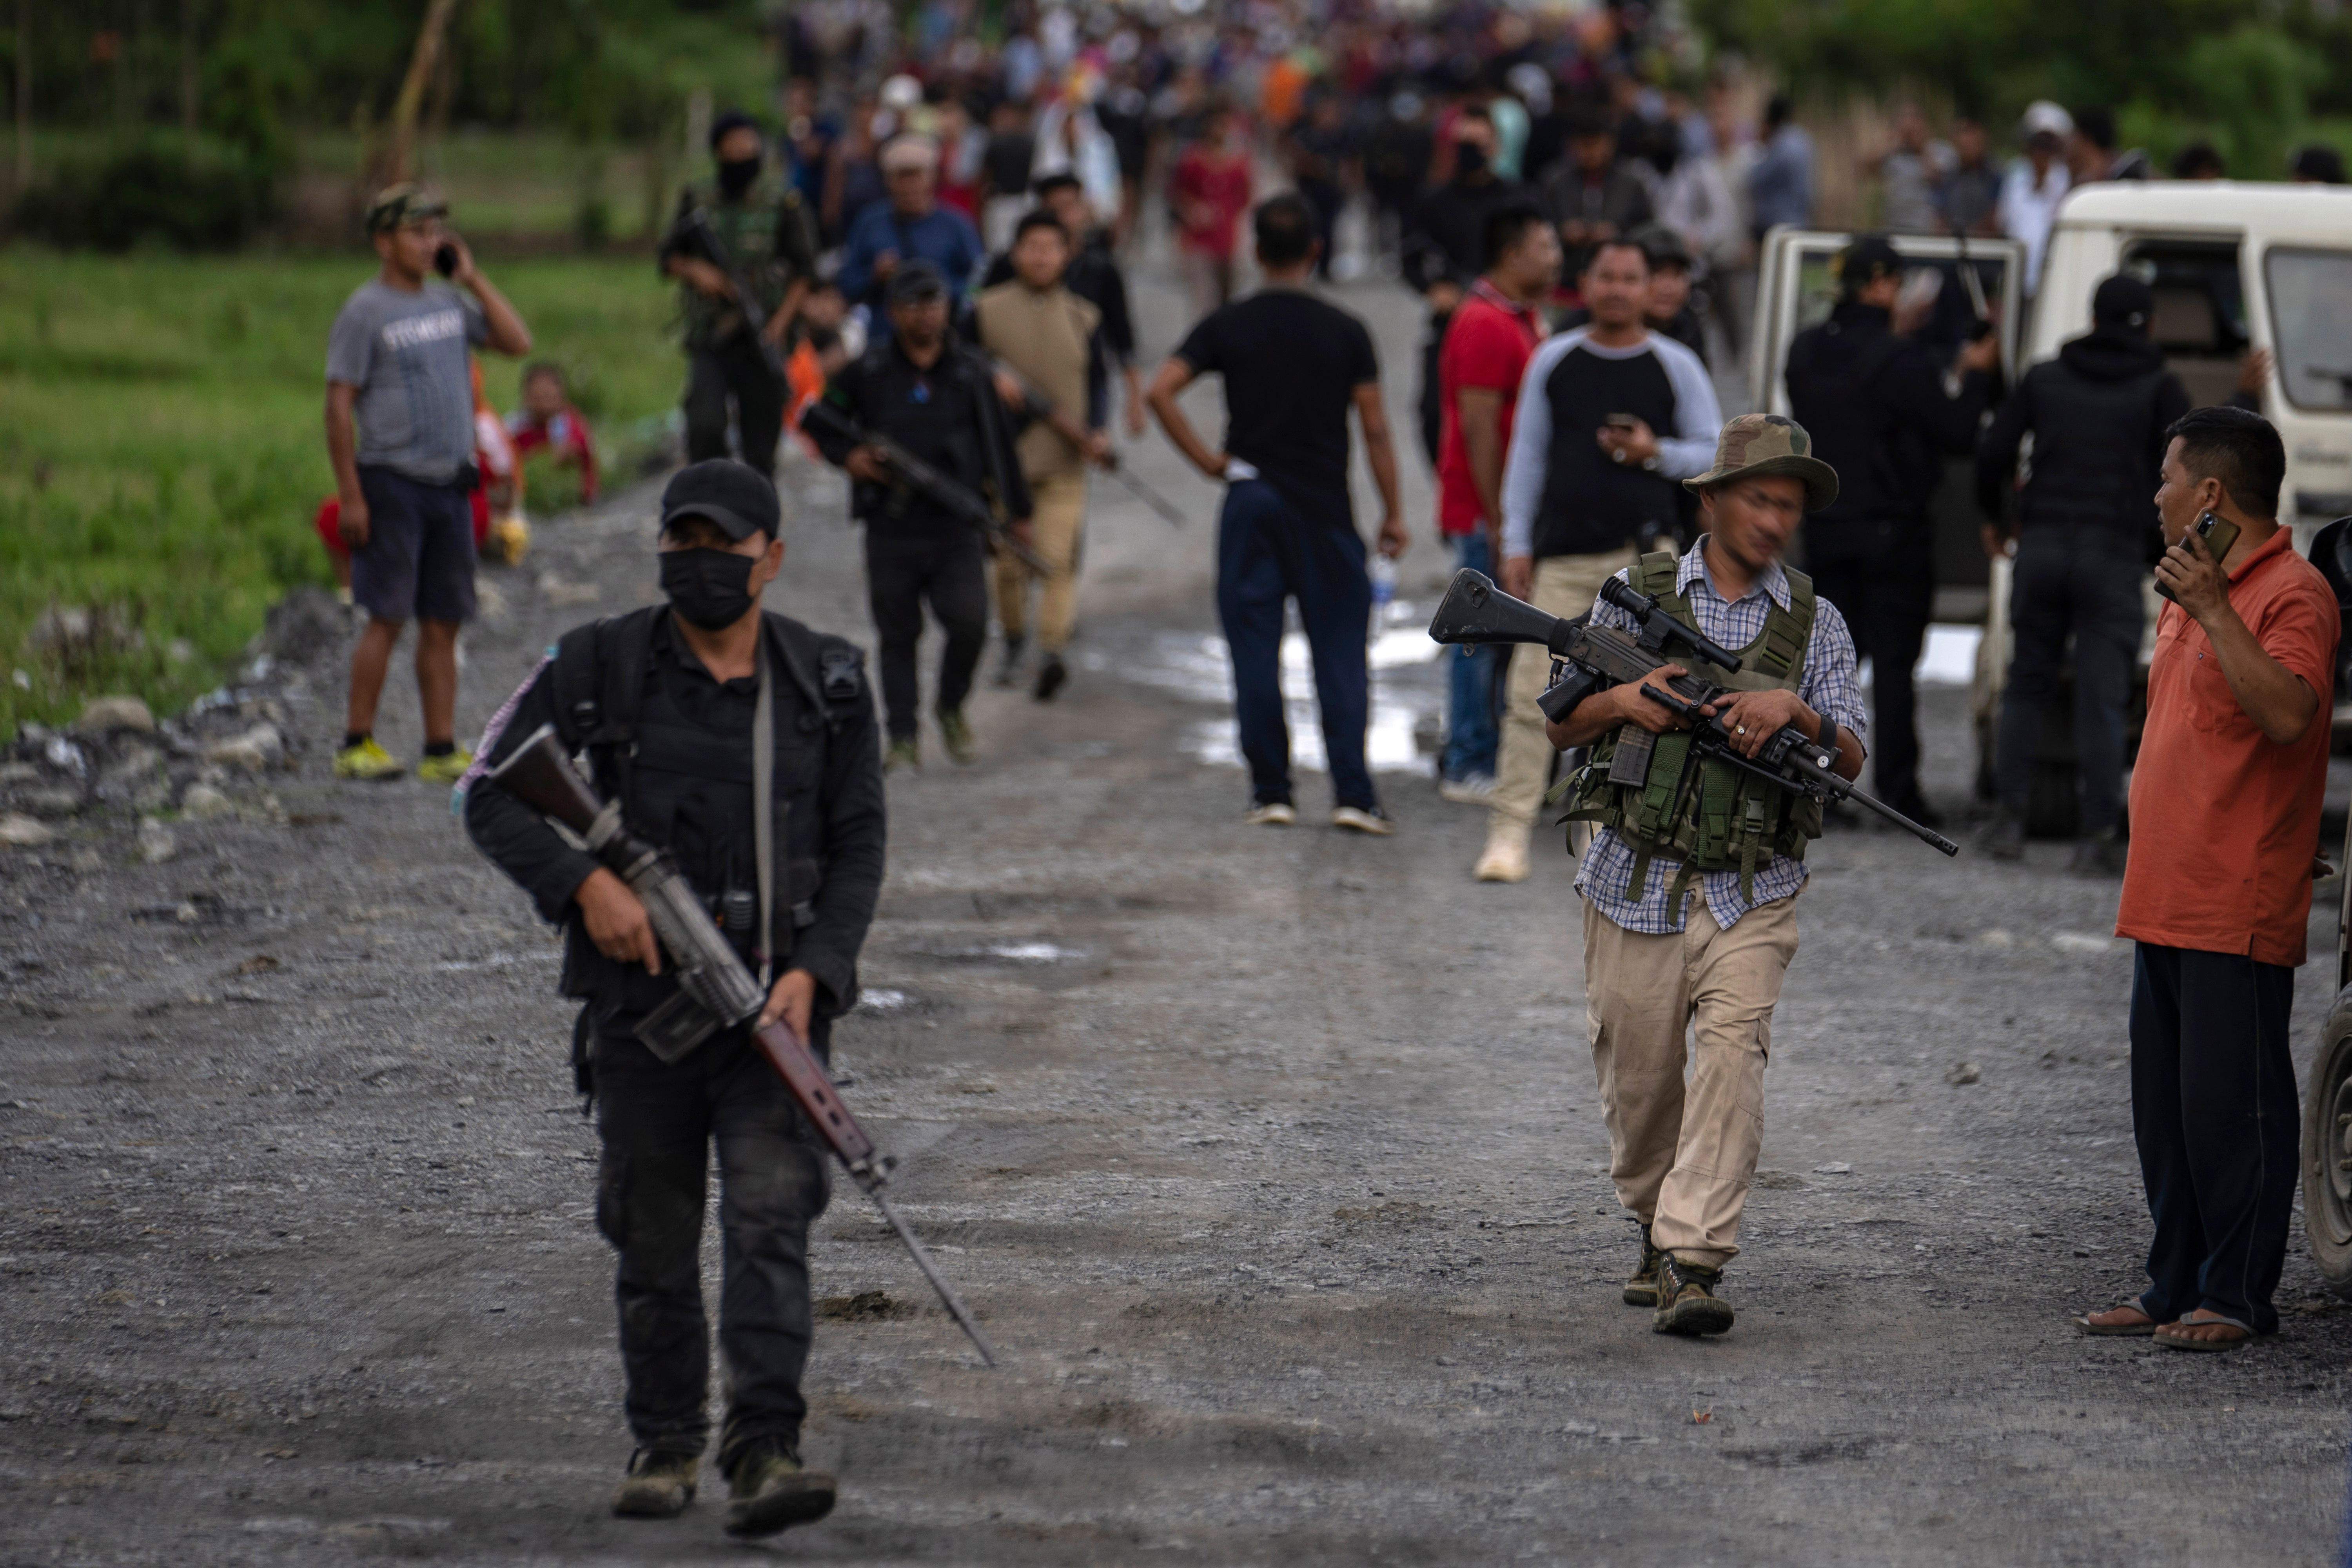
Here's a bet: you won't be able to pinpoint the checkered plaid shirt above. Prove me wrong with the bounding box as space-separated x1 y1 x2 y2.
1574 539 1867 934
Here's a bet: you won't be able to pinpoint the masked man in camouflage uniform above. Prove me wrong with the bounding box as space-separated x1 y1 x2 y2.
1542 416 1866 1338
659 110 820 477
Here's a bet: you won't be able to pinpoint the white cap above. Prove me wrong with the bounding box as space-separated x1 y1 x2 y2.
880 133 941 173
2020 100 2074 142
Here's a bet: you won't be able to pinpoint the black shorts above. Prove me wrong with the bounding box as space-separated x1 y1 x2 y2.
351 465 477 625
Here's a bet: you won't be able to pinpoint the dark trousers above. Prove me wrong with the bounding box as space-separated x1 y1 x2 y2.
1216 479 1376 811
592 1020 833 1469
2129 943 2299 1336
684 336 786 477
1806 544 1933 806
1996 525 2144 834
865 530 988 741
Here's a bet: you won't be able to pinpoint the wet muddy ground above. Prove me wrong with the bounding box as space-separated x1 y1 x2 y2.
4 273 2350 1567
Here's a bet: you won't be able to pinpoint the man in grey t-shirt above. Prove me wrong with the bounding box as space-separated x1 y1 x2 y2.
325 183 531 784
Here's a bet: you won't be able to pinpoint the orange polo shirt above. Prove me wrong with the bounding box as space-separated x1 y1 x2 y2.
2117 526 2339 966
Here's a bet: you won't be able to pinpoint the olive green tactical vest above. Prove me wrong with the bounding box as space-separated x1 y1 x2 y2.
1557 551 1822 923
671 178 819 350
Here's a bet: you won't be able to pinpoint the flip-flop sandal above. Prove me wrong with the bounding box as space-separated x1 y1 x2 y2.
2154 1317 2256 1352
2073 1304 2162 1336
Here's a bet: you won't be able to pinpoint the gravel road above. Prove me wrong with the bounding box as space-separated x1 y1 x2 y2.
4 269 2349 1567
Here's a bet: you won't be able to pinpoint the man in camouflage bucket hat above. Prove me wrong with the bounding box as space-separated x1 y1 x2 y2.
1680 412 1838 509
1540 412 1869 1339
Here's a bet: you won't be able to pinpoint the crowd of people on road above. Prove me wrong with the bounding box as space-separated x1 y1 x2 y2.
304 0 2352 1539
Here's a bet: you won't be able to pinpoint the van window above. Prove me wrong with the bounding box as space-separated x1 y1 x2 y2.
2263 247 2352 413
2122 240 2245 409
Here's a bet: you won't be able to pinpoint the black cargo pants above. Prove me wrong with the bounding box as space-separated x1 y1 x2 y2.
1995 524 2144 835
592 1018 831 1472
683 334 786 477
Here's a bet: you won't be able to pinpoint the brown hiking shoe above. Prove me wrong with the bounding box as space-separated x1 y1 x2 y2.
1652 1254 1735 1337
1623 1224 1664 1307
723 1439 837 1538
609 1449 698 1518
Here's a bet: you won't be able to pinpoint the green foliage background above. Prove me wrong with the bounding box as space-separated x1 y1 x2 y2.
0 252 682 739
1693 0 2348 178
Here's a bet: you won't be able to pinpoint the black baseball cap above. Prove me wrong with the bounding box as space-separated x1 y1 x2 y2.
2092 274 2155 331
660 459 780 541
1835 234 1903 298
887 258 950 306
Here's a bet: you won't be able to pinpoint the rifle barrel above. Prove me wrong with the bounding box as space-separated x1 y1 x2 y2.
872 1190 1000 1365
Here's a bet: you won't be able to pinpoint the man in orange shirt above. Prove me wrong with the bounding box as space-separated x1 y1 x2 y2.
2078 408 2338 1352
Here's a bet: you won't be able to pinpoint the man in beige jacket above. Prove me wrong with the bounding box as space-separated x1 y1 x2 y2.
976 209 1113 702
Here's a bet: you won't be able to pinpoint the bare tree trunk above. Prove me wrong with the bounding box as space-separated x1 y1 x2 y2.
180 0 198 162
15 0 30 189
385 0 463 184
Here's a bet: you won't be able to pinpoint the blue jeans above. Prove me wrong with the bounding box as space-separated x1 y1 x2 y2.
1443 531 1501 779
1216 479 1375 811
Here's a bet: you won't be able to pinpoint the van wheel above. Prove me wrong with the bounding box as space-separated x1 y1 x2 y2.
2301 986 2352 1297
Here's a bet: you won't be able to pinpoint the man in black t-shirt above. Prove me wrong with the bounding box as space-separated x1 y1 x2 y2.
1147 194 1408 835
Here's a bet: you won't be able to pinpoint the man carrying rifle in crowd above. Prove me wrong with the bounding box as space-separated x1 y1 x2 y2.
976 209 1114 702
808 260 1033 771
657 111 820 477
459 459 885 1537
1542 414 1867 1338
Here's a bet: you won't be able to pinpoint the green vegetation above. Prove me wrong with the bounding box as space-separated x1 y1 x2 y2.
0 249 686 739
1696 0 2351 178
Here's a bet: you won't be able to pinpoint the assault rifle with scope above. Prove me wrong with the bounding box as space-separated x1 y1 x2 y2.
486 724 1000 1365
1427 569 1959 857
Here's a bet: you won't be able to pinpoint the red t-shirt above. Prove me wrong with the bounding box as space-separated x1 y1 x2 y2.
1435 283 1543 536
2117 526 2340 966
1172 147 1253 258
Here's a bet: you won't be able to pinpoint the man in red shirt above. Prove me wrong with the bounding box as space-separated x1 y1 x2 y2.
1432 203 1558 802
1171 100 1254 318
2079 408 2338 1352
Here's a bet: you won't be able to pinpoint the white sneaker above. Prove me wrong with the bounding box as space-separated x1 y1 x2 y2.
1331 805 1396 836
1244 800 1298 827
1438 772 1495 805
1473 833 1530 882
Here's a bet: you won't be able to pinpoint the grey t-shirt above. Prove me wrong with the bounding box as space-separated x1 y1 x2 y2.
325 279 487 484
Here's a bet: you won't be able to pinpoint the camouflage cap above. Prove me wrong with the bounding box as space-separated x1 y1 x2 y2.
1682 414 1840 513
365 182 448 235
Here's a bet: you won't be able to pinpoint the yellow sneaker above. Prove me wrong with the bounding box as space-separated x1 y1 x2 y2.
416 748 475 785
334 737 406 781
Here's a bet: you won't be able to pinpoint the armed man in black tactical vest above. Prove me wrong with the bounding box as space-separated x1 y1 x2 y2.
460 460 885 1538
1543 414 1867 1338
658 111 820 477
808 260 1033 772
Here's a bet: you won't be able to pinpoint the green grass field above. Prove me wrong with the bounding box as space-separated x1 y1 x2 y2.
0 250 689 740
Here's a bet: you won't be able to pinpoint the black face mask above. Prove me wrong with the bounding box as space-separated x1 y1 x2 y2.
1455 143 1488 177
717 154 762 196
661 547 760 631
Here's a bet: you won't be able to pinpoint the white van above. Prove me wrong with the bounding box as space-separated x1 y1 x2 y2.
2034 181 2352 554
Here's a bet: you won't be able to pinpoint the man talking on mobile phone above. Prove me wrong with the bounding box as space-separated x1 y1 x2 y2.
324 183 531 783
2077 408 2338 1352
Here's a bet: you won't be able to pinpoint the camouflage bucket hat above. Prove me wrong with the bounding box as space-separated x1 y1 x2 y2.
365 182 448 235
1683 414 1840 513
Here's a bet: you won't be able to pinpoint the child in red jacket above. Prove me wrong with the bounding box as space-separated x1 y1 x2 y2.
506 361 599 505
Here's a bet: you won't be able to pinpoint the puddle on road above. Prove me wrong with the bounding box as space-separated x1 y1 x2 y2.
924 940 1091 965
1114 600 1447 776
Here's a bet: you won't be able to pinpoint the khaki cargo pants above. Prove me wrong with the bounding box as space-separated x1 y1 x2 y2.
1581 891 1800 1269
1487 547 1639 838
995 470 1088 654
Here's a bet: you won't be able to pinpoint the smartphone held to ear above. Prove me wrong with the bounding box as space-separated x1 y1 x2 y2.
2157 510 2239 604
433 242 459 278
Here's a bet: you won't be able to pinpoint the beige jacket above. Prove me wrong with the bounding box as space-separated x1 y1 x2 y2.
974 281 1100 479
